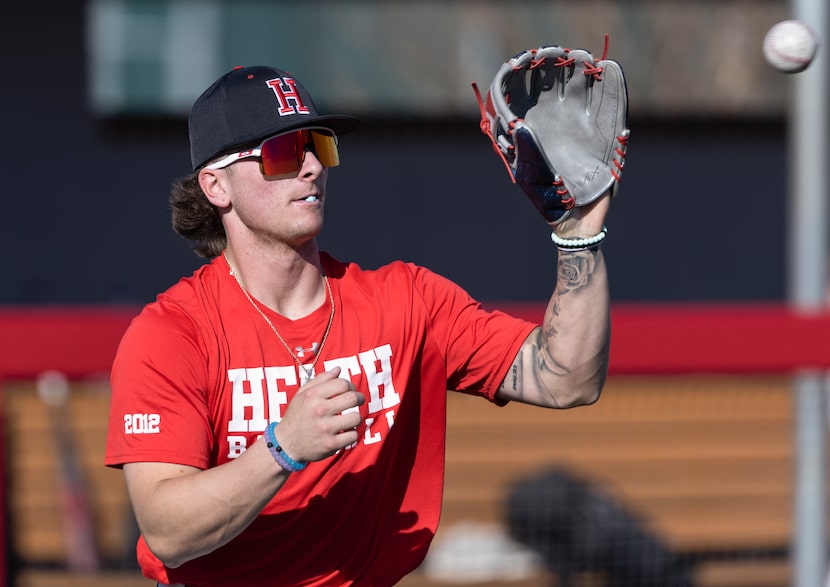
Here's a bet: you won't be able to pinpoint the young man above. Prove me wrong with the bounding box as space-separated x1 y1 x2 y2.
106 60 620 586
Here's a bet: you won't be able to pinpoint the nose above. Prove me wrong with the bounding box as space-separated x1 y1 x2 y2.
300 148 325 177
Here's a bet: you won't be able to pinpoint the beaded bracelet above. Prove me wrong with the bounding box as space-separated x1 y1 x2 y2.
263 422 292 472
264 421 307 473
551 226 608 251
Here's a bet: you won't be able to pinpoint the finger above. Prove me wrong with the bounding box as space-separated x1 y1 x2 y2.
330 429 360 453
562 49 595 109
297 366 341 394
532 45 569 100
591 59 628 137
320 389 366 420
304 372 365 413
332 410 363 433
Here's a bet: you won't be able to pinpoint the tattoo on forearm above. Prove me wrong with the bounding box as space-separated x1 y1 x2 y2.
546 248 599 337
530 333 563 407
535 329 568 375
556 248 599 296
503 248 603 403
528 249 600 403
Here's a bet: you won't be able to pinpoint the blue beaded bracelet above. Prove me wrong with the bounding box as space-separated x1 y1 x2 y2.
264 421 307 473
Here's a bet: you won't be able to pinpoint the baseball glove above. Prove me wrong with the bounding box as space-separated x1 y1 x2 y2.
473 37 629 224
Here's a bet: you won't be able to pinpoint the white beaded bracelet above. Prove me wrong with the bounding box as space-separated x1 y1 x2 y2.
551 226 608 251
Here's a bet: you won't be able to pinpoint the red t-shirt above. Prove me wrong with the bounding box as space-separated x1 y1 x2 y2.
106 253 536 587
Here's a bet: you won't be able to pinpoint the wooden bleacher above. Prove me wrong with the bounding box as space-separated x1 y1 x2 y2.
402 375 794 587
3 378 145 587
3 375 796 587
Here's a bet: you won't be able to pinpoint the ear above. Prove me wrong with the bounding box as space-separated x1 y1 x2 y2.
198 167 231 208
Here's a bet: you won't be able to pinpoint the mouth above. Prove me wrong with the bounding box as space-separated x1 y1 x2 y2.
296 194 321 203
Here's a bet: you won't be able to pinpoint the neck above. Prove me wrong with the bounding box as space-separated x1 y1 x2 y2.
223 247 327 320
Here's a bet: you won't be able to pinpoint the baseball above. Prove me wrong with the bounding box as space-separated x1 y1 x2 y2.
763 20 820 73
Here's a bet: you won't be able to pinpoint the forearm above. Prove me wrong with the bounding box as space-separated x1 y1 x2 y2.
125 369 363 568
541 245 610 403
499 245 610 407
125 438 290 568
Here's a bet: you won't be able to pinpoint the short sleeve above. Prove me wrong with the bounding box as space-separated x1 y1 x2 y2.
411 265 538 400
105 301 214 469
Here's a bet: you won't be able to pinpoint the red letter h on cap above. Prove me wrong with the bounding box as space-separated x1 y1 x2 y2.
267 77 311 116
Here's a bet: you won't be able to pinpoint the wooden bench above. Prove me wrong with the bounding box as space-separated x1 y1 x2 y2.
403 375 794 587
3 379 140 585
3 375 796 586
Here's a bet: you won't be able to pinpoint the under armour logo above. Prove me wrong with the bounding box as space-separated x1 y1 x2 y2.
295 342 320 358
266 77 311 117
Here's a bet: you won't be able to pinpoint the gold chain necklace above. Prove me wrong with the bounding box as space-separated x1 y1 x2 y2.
225 253 335 380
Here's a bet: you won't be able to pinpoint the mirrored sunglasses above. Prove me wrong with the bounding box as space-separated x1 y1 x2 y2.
205 128 340 176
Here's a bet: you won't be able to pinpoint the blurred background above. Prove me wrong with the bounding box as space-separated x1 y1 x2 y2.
1 1 827 586
3 0 798 305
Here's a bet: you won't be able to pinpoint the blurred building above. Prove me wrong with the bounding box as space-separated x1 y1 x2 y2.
4 1 799 304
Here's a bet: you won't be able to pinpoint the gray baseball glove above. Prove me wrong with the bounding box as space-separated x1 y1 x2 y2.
473 39 630 224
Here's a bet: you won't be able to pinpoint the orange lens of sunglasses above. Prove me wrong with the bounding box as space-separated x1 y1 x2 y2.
259 129 340 176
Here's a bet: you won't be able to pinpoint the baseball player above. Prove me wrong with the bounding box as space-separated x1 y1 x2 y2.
106 43 628 586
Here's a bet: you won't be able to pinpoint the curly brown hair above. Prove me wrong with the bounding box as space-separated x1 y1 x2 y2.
169 173 226 258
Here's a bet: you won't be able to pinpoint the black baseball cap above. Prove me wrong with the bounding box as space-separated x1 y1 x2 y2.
189 65 361 171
